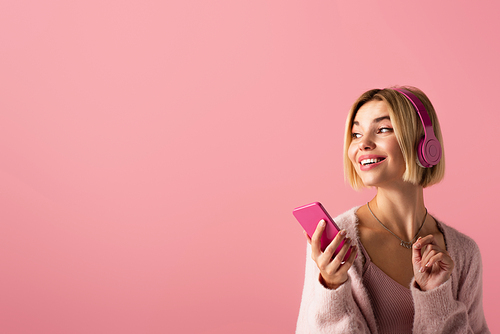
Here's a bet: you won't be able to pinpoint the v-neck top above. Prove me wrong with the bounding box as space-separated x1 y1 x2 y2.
358 241 414 333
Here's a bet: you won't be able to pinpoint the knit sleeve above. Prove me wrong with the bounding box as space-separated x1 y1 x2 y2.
296 243 371 334
411 234 489 334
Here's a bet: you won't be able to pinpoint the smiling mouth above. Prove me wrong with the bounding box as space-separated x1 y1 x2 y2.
360 158 386 166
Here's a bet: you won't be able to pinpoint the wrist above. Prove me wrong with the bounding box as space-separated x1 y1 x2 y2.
414 275 451 292
319 274 343 290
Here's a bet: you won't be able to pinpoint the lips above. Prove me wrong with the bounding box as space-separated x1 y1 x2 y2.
358 155 386 171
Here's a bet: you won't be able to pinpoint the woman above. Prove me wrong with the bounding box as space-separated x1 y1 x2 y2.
296 87 489 333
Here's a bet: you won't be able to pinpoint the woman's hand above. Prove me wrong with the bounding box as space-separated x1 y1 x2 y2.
304 220 357 290
412 235 454 291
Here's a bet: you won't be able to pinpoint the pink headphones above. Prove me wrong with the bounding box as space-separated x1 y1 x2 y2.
394 88 442 168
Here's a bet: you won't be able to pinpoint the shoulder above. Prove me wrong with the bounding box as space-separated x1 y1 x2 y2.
438 221 481 258
437 220 483 282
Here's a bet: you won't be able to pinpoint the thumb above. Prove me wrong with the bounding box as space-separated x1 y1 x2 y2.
412 237 423 267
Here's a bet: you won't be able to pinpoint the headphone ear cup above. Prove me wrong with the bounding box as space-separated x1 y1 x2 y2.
424 138 442 167
418 137 442 168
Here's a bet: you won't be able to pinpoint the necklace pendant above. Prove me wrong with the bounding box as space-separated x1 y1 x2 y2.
400 241 412 249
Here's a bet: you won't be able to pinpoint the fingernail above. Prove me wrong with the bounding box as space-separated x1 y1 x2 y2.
320 219 326 226
419 267 425 273
340 230 347 236
414 243 421 248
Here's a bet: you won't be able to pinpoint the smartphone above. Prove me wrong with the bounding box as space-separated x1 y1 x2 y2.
293 202 352 260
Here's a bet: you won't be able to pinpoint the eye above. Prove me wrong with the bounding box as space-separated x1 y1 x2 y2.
352 132 362 139
378 127 393 133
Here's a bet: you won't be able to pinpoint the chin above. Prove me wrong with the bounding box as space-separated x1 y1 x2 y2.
361 181 381 188
362 176 407 189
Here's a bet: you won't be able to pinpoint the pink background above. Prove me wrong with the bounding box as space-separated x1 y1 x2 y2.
1 1 498 333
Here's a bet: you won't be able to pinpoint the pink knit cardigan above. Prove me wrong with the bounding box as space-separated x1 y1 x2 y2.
296 206 490 333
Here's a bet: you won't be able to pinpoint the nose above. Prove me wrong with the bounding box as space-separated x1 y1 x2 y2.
358 135 375 150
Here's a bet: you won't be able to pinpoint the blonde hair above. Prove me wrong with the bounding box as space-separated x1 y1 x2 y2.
343 86 445 190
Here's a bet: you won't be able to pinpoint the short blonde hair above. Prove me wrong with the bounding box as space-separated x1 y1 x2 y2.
343 86 445 190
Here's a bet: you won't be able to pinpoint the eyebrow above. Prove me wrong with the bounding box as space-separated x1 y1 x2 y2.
353 115 391 126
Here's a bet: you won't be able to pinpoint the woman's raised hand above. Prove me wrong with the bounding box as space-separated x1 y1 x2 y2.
412 234 454 291
304 220 357 290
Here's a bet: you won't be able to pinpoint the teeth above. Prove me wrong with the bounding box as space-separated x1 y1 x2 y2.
361 158 383 166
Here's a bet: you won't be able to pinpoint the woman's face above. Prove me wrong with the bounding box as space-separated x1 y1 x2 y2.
348 100 406 188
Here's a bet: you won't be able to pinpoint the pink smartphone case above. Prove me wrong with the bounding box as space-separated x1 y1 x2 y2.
293 202 351 259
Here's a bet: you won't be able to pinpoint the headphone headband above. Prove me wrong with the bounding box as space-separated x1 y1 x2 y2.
394 88 442 168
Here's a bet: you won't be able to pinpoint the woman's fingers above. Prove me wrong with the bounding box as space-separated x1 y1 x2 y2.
323 229 347 257
320 237 350 271
418 236 446 267
412 237 423 265
424 252 446 269
316 230 348 269
419 245 440 272
310 219 347 258
332 237 352 265
310 219 326 258
415 234 436 250
337 244 358 275
413 235 439 268
413 234 454 283
421 246 453 271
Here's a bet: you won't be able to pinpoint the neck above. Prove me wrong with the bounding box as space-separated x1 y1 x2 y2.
368 182 427 242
